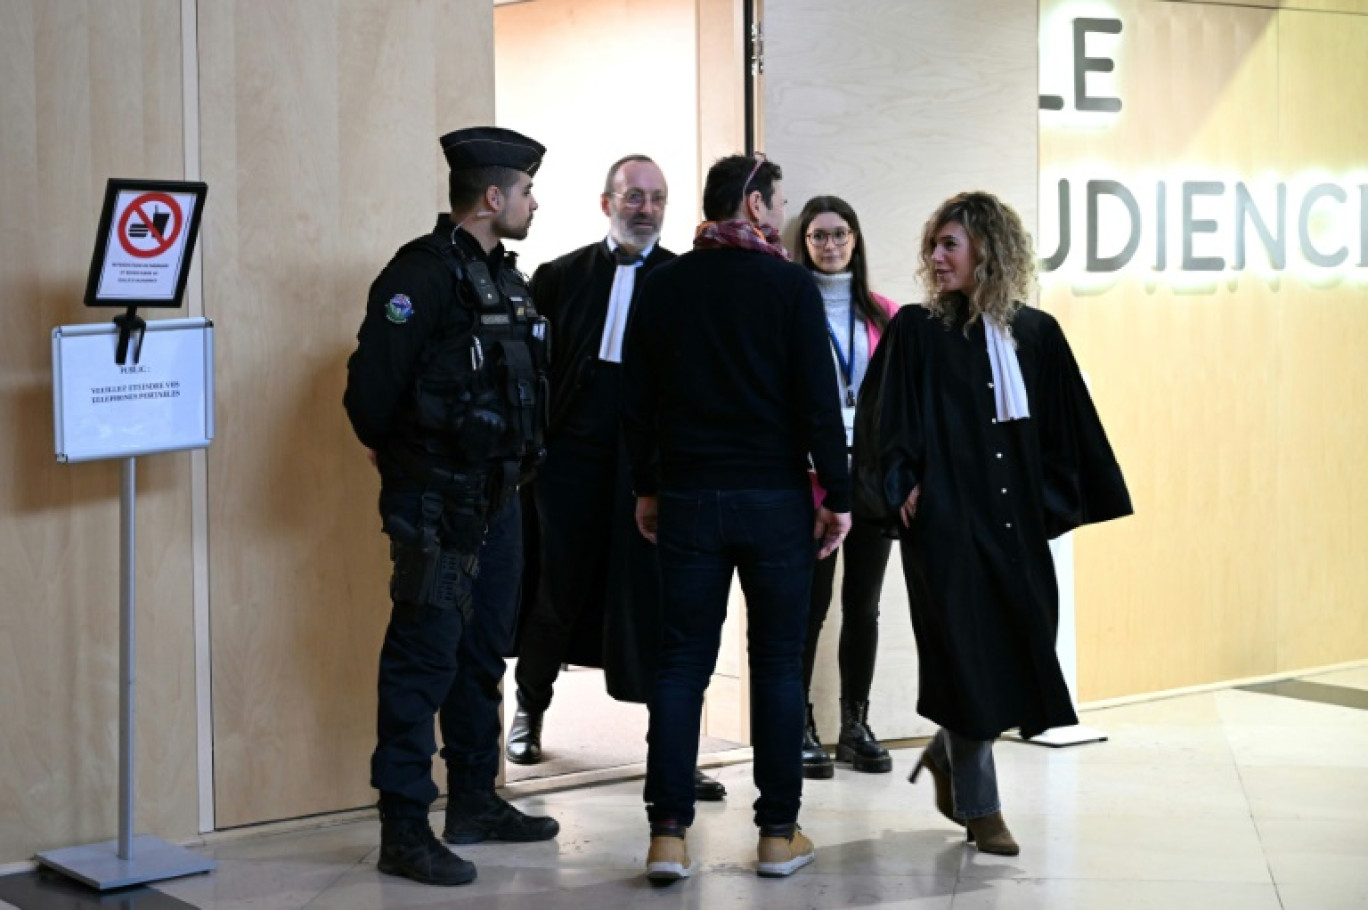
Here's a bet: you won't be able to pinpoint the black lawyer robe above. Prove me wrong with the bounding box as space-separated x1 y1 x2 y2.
514 240 674 704
852 303 1132 740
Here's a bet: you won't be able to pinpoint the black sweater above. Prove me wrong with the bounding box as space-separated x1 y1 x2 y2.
622 246 852 512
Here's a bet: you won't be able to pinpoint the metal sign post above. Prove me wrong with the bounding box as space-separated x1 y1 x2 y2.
35 457 217 889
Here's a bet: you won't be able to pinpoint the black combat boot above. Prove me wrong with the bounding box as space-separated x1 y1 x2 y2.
443 788 560 845
802 702 834 779
505 704 544 765
378 816 476 886
836 699 892 773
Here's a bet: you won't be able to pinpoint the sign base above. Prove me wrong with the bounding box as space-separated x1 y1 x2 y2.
36 835 216 891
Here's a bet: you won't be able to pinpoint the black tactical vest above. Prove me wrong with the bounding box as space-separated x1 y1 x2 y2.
391 232 549 481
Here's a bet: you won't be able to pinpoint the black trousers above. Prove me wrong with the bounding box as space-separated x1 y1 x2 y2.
372 495 522 819
801 516 893 704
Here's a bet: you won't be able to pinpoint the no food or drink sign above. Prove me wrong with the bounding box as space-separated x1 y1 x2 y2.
85 179 207 308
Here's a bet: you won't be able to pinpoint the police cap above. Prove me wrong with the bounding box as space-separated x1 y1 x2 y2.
440 127 544 177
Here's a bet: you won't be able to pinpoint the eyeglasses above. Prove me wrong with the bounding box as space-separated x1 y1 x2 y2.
805 228 854 247
612 190 668 208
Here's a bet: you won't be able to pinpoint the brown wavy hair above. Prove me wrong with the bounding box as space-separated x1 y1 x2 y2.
917 191 1036 333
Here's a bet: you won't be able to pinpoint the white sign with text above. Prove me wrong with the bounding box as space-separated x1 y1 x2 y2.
53 317 215 463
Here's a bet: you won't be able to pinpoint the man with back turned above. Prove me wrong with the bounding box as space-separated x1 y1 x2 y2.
622 153 852 883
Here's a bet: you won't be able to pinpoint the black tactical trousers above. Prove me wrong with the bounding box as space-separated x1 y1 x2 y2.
372 495 523 819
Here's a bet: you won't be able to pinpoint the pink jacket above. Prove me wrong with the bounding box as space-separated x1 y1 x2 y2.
811 291 901 510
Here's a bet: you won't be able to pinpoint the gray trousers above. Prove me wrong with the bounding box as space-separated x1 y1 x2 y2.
926 728 1001 820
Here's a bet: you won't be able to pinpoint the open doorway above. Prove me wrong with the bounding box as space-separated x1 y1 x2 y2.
493 0 752 786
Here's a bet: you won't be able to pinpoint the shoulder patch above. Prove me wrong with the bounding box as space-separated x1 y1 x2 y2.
385 293 414 324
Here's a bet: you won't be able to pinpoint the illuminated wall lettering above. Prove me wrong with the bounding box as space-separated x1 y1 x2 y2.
1041 177 1367 275
1301 185 1348 267
1041 10 1367 281
1235 183 1284 271
1040 17 1122 113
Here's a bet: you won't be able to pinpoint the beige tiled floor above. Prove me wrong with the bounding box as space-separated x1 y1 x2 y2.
16 671 1368 909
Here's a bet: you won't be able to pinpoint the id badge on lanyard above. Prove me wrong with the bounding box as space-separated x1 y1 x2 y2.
841 399 856 451
828 310 857 451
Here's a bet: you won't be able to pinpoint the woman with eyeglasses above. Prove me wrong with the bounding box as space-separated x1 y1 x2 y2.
852 191 1131 854
794 195 900 781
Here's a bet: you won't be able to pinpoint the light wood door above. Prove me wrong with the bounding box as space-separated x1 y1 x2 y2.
200 0 496 828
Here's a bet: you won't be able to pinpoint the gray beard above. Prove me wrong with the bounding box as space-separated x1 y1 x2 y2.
613 225 660 251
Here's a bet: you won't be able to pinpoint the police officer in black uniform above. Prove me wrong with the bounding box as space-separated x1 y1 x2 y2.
344 126 557 887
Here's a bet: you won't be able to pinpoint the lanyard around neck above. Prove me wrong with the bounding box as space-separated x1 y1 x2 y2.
826 305 857 407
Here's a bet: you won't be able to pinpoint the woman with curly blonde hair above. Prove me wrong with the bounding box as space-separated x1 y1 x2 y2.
917 191 1037 332
852 191 1132 856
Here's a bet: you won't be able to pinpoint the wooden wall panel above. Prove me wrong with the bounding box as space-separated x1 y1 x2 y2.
200 0 494 828
0 0 197 864
763 0 1038 740
1273 8 1368 670
1045 0 1284 699
1044 0 1368 699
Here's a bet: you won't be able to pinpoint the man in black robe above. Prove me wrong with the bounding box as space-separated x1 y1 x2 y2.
509 155 725 801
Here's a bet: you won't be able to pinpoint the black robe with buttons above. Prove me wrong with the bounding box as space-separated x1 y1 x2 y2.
852 303 1132 740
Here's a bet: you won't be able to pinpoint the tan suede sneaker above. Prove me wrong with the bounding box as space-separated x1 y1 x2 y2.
756 825 815 877
646 830 693 882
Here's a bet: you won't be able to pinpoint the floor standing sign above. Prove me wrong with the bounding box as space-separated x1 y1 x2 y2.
37 179 217 891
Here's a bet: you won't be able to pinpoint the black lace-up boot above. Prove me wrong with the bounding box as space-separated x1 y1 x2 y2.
443 788 560 845
836 699 892 773
378 816 477 885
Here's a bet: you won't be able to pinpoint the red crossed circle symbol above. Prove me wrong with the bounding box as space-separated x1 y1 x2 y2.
117 192 183 259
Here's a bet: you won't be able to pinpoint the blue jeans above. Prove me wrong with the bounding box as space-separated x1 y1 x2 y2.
644 488 815 829
926 728 1000 820
372 495 522 817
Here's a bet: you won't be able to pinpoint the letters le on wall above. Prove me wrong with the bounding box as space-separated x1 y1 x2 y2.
1038 0 1366 295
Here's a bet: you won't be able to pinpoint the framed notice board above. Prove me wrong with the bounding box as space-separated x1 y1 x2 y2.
84 179 208 308
53 317 215 463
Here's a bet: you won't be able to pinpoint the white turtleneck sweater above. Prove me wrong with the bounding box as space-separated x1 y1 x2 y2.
812 270 870 398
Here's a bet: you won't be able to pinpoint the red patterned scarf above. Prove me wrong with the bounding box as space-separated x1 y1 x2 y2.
692 219 790 260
